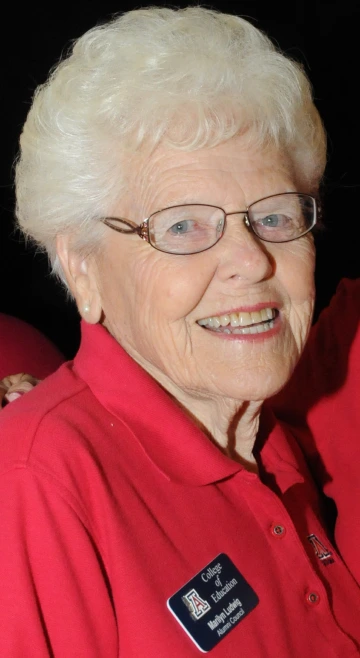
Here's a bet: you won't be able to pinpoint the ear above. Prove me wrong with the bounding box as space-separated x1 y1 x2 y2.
56 234 103 324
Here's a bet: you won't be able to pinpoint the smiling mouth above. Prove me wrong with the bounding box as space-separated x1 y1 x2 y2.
197 308 278 335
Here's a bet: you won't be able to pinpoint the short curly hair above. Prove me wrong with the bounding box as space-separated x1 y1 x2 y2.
15 6 326 280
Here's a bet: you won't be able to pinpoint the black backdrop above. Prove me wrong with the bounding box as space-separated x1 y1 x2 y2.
1 1 359 358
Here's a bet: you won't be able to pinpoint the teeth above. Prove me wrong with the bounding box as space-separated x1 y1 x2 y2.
219 314 231 326
249 311 262 325
261 308 272 321
231 320 274 335
198 307 276 329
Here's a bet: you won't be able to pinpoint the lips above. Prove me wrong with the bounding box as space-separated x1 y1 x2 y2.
197 307 278 335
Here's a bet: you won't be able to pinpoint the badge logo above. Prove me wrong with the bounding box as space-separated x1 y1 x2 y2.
182 588 211 620
307 533 334 565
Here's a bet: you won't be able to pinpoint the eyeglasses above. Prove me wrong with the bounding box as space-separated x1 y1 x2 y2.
101 192 318 256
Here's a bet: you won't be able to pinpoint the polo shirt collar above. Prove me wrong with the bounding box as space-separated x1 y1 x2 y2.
74 322 241 485
258 404 305 493
74 322 304 490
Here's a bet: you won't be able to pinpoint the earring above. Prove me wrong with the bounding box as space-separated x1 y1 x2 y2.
83 303 91 314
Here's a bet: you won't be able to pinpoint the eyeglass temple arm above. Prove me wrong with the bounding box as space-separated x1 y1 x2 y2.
102 217 144 235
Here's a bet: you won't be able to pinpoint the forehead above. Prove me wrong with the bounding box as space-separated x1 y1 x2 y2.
123 135 297 215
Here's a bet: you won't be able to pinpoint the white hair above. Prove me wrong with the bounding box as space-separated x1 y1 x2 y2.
15 5 326 280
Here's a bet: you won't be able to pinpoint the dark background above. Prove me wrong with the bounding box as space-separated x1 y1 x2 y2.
1 1 359 358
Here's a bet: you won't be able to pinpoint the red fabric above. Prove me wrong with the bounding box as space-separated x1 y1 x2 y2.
0 321 360 657
272 277 360 587
0 313 64 380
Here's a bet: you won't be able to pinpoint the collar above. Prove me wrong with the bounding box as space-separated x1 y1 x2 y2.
258 404 305 493
74 322 304 490
74 322 241 485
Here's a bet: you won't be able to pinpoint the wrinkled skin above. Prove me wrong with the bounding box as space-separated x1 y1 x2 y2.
58 135 316 465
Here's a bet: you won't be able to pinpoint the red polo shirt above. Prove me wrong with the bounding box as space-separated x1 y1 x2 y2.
272 277 360 587
0 313 63 380
0 321 359 657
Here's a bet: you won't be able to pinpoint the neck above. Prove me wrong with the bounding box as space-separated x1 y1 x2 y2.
137 357 263 469
171 391 263 470
119 340 264 470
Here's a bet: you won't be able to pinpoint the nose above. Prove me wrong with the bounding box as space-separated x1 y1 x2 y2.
215 213 274 284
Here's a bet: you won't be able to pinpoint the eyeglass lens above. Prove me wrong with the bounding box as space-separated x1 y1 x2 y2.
148 194 315 255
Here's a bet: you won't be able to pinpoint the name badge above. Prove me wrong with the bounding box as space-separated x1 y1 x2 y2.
167 553 259 652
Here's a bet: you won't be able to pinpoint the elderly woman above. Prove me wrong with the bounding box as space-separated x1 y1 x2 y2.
0 6 359 657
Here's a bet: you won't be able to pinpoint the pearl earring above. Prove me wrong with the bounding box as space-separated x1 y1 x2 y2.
83 303 90 314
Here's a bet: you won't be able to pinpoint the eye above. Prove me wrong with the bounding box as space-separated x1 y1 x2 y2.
168 219 194 235
260 214 281 227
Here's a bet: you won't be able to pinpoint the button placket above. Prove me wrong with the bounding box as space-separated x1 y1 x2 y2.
235 473 329 610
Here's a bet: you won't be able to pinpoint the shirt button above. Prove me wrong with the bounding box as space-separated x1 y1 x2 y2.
305 591 320 606
271 523 286 537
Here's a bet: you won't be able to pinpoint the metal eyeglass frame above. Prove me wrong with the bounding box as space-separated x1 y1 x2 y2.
101 192 319 255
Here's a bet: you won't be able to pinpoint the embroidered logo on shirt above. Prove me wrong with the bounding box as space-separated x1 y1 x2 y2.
307 533 334 565
182 589 211 620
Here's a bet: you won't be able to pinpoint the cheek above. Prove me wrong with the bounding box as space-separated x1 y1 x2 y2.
131 255 215 323
275 239 316 350
276 238 315 304
98 241 214 329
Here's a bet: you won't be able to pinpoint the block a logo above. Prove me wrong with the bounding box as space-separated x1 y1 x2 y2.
182 588 211 620
307 533 334 565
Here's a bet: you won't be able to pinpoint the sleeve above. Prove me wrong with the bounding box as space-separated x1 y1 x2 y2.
0 314 64 380
0 467 118 657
